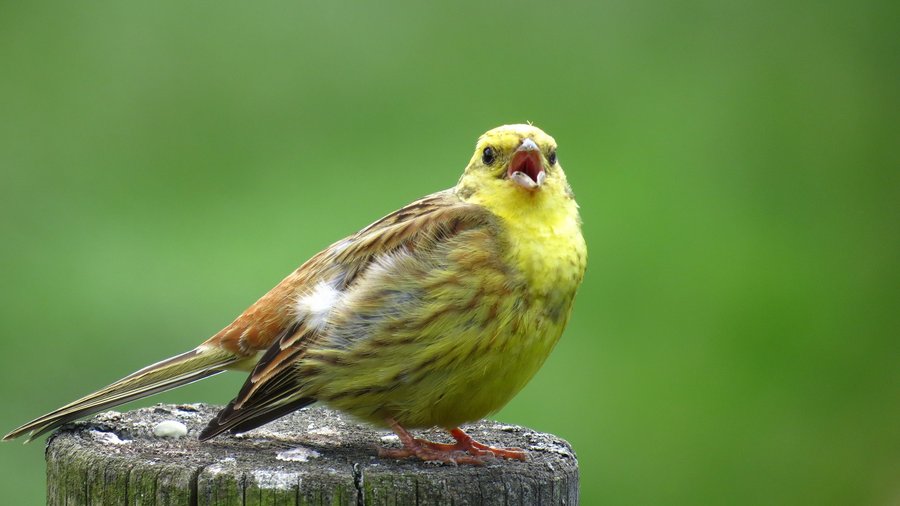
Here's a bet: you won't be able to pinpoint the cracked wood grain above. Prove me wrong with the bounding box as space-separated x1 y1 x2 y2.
45 404 579 505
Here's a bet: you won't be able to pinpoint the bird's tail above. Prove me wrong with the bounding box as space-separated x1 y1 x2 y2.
3 345 240 442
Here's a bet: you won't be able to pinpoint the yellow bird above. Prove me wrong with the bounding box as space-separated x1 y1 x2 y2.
5 124 587 464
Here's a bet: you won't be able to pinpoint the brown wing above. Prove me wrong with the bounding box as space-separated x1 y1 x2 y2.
203 189 465 357
199 190 498 439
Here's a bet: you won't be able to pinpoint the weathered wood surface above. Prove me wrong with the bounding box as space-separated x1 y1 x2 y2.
46 403 579 505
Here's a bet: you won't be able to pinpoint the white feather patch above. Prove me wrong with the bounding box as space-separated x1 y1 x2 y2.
296 281 341 329
367 248 407 278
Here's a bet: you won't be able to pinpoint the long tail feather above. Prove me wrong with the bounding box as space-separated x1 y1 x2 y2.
198 396 315 441
3 346 238 442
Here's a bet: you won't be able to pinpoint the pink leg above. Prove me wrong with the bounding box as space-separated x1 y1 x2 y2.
377 419 528 465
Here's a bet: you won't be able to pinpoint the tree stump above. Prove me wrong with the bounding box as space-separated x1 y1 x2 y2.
46 403 579 505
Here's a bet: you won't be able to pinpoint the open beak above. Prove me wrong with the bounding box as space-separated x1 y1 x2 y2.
507 138 546 190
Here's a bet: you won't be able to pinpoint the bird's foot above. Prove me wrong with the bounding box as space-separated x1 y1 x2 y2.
378 420 527 465
447 427 528 461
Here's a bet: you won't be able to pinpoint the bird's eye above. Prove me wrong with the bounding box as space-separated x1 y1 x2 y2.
548 150 557 165
482 146 495 165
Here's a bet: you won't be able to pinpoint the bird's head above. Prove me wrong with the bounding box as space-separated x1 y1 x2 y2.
456 124 573 213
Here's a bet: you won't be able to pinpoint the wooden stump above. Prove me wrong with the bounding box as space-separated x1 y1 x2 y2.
46 403 579 505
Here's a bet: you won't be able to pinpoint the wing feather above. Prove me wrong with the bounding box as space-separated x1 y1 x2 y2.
200 190 499 437
201 191 462 358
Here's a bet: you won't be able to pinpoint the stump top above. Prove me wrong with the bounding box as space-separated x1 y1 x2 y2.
47 403 579 505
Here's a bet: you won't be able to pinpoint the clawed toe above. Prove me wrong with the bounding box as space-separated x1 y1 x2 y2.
378 438 486 465
466 439 527 461
377 420 529 465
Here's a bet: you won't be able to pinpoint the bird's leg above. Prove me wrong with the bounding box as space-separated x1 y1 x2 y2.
445 427 528 461
378 419 527 465
378 418 486 465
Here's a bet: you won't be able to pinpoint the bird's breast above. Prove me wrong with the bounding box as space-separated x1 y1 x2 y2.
501 207 587 303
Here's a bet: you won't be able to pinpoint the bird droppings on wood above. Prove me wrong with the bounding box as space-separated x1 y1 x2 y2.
88 430 130 445
276 446 322 462
46 403 579 505
380 434 400 443
152 419 188 438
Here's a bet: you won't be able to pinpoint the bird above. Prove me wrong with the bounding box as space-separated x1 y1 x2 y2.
4 124 587 465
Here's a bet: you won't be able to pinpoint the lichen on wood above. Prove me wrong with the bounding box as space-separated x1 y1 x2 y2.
46 404 579 505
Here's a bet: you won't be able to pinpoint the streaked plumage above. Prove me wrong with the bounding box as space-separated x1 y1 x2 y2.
5 124 586 464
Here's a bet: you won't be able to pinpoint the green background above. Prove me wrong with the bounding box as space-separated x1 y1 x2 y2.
1 1 896 504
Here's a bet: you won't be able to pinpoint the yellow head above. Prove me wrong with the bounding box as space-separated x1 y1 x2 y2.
457 124 574 218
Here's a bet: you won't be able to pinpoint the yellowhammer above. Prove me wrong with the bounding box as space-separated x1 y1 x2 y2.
5 124 587 465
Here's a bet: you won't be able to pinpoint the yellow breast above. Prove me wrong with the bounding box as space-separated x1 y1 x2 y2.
313 171 587 429
468 175 587 300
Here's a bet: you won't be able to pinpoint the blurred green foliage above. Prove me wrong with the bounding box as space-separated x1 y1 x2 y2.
0 1 896 504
